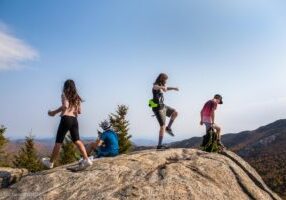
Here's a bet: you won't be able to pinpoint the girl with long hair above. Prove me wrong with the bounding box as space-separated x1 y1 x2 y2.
151 73 179 149
41 79 92 170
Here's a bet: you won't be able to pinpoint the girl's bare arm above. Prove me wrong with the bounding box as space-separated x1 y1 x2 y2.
48 94 67 116
48 106 63 116
167 87 179 91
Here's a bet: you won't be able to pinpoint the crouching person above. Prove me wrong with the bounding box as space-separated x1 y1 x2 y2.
88 120 119 158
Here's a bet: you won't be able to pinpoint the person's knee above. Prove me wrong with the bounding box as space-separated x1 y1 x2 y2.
73 140 82 146
89 142 97 150
216 126 221 132
160 125 165 135
173 111 178 117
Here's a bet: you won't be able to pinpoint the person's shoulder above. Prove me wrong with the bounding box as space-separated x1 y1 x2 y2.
153 84 159 88
107 130 117 134
211 100 218 108
100 131 107 139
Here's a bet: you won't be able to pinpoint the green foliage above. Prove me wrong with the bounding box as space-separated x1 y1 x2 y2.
110 105 132 154
246 152 286 198
13 135 43 172
0 125 9 167
201 128 221 153
0 125 8 148
60 134 80 165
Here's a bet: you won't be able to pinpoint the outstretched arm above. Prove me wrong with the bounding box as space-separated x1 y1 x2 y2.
48 106 63 117
153 85 179 92
167 87 179 91
153 85 167 92
48 95 68 117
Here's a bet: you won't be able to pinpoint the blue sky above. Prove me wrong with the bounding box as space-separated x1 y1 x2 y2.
0 0 286 141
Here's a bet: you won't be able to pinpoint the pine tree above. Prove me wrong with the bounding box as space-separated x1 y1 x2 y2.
13 135 43 172
60 133 80 165
109 105 132 154
0 125 9 167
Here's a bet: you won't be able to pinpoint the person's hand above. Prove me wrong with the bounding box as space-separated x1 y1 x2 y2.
162 86 167 92
200 121 203 126
48 110 55 117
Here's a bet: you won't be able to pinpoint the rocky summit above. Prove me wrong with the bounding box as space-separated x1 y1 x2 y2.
0 149 281 200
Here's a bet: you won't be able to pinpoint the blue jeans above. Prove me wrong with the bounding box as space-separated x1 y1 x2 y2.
96 148 119 158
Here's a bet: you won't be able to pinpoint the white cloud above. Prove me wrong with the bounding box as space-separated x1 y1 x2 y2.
0 23 38 70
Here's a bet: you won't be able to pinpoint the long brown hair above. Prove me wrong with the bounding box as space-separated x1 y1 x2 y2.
63 79 83 108
154 73 168 86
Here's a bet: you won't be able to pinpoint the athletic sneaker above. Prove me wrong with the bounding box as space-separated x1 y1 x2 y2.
157 145 170 150
78 158 93 171
166 127 175 137
78 156 94 164
41 157 54 169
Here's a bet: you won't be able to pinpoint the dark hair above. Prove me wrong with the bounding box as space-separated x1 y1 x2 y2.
63 79 83 108
214 94 222 99
214 94 223 104
154 73 168 86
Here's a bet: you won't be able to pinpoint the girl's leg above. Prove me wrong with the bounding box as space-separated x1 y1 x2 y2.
213 125 224 147
70 118 89 160
51 117 69 163
158 125 165 146
167 111 178 129
50 143 62 163
74 140 89 160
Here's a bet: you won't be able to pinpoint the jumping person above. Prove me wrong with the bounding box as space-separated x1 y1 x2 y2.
200 94 224 148
150 73 179 149
41 79 92 170
87 120 119 158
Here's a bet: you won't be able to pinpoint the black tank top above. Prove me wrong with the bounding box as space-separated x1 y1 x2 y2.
152 84 164 110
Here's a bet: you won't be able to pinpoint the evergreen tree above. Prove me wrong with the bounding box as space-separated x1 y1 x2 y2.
109 105 132 154
60 133 79 165
13 135 43 172
0 125 9 167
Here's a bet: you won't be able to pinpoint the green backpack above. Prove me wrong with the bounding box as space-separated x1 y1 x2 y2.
201 127 220 153
148 99 159 108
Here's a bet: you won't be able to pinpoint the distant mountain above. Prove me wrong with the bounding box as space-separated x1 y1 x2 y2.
169 119 286 199
131 139 157 146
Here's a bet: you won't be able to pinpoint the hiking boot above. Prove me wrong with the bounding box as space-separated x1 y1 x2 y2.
157 145 170 150
166 127 175 137
78 158 93 171
41 157 54 169
78 156 94 165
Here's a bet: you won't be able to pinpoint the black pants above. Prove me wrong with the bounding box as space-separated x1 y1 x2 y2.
56 116 80 143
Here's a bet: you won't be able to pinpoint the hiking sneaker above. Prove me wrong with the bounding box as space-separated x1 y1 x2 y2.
78 158 93 171
166 127 175 137
78 156 94 165
157 145 170 150
41 157 54 169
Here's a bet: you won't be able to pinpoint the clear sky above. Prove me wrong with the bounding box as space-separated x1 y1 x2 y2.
0 0 286 141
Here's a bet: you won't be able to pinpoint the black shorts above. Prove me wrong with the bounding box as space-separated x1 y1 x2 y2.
153 105 175 127
56 116 80 144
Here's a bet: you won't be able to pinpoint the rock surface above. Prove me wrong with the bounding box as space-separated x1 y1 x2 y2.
0 149 281 200
0 167 28 189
